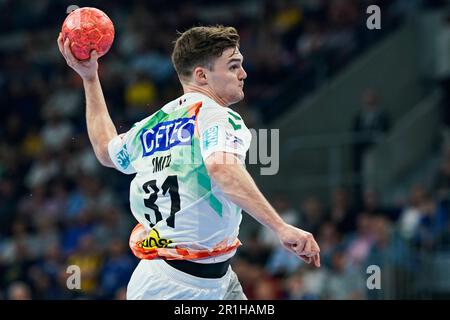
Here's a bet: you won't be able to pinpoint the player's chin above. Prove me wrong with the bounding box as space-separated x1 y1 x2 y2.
232 90 245 103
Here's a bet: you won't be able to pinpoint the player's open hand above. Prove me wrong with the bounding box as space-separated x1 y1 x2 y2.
277 224 321 267
57 33 99 81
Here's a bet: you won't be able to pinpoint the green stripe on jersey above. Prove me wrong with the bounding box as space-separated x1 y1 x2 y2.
192 137 223 217
227 111 242 121
209 194 223 217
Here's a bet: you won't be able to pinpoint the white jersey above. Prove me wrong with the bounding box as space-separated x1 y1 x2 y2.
108 92 252 262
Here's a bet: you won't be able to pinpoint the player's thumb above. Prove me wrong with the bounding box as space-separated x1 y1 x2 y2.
90 50 99 61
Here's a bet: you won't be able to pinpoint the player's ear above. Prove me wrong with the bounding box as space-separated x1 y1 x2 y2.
193 66 208 85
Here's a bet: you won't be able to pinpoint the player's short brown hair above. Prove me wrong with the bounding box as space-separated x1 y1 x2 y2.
171 25 240 82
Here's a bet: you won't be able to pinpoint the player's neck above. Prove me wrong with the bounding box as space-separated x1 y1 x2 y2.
183 84 228 107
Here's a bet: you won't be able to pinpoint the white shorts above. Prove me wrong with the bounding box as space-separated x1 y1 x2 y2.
126 259 246 300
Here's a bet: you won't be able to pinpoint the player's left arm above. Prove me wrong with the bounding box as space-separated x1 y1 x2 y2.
57 33 117 168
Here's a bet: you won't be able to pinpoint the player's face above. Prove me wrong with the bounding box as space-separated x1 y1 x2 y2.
206 47 247 106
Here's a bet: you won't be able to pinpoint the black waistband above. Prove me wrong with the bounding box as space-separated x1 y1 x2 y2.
163 258 231 279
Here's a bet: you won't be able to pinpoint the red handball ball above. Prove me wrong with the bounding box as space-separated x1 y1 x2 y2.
61 7 115 60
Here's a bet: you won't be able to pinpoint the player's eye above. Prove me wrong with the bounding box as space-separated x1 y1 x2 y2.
229 65 239 71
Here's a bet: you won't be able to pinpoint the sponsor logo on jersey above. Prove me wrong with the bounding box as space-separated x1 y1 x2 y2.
141 116 195 157
116 147 131 170
139 228 173 249
203 126 219 150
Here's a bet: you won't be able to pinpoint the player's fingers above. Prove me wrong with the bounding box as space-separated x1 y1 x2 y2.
281 241 297 256
63 37 77 64
291 244 301 256
311 238 320 255
304 236 320 256
287 242 306 260
289 243 302 257
57 33 64 55
293 238 306 255
300 255 311 264
302 238 312 256
89 50 99 63
313 253 321 268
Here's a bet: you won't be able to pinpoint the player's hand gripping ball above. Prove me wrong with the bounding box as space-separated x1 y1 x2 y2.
61 7 114 60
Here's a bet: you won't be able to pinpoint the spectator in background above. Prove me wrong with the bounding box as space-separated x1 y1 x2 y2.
359 188 400 221
397 184 428 242
296 262 328 299
343 212 374 269
28 265 58 299
365 215 415 299
240 230 272 266
114 287 127 300
40 111 74 153
7 281 32 300
327 187 357 234
283 269 319 300
25 150 60 189
415 195 449 250
299 195 325 235
359 188 381 215
351 88 391 195
99 239 136 299
67 234 103 297
0 177 17 235
296 20 329 84
41 73 83 121
316 221 341 268
322 248 366 300
253 277 283 300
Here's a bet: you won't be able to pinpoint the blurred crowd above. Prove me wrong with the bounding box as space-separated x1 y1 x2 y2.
1 0 416 127
1 0 449 300
234 172 450 299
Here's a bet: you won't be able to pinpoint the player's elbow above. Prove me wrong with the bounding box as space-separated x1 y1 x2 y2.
98 154 113 168
205 160 224 178
95 142 114 168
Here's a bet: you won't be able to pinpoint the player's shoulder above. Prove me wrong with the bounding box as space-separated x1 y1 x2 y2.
199 103 227 119
198 103 244 123
201 105 245 124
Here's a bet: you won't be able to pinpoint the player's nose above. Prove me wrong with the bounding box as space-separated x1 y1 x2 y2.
239 67 247 80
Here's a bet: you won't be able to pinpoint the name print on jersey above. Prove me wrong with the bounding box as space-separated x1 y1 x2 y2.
141 115 196 157
152 154 171 173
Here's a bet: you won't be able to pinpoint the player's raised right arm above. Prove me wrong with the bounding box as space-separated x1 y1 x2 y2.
57 33 117 168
